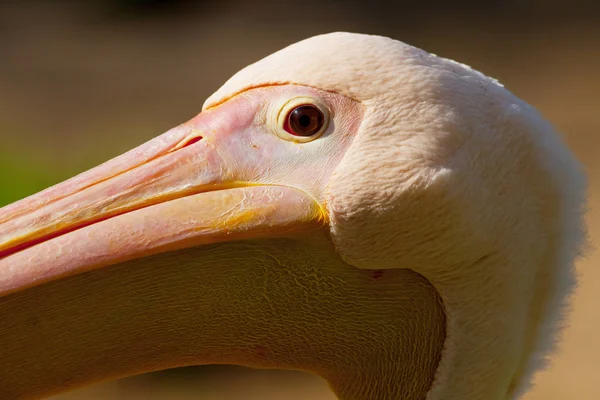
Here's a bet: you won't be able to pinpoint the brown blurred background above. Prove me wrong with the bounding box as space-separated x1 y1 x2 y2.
1 0 598 399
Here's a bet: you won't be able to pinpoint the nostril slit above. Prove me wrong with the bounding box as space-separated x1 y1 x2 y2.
172 134 203 151
182 136 202 147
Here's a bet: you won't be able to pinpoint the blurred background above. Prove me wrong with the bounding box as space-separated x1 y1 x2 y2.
1 0 598 399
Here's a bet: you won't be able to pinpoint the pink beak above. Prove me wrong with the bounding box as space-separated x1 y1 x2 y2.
0 102 325 296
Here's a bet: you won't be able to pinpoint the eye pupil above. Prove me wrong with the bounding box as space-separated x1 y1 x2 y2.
285 104 325 137
299 114 311 127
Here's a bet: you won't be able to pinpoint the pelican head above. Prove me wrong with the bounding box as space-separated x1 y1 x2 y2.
0 32 587 400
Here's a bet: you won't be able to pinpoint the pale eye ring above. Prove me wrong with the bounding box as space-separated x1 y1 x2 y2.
274 97 330 143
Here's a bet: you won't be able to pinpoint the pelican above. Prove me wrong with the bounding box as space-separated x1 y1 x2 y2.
0 32 587 400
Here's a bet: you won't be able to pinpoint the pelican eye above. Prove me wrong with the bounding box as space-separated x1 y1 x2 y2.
285 105 324 137
273 97 330 143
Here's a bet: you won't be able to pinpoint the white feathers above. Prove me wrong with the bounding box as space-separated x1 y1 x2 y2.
207 32 587 399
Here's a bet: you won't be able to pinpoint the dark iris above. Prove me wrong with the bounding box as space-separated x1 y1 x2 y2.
285 104 324 137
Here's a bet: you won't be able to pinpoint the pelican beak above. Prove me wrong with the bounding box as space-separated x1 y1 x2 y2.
0 99 326 296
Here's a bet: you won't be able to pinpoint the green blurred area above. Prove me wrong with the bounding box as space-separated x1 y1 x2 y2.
0 150 53 205
1 0 599 399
